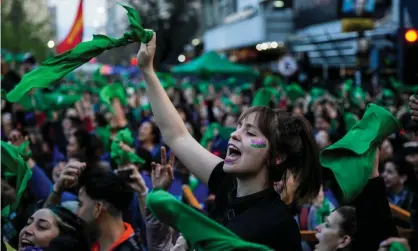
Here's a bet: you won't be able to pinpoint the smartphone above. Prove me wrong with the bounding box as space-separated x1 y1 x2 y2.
117 169 133 180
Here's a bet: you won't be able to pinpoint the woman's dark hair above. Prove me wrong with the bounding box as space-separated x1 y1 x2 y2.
78 168 133 214
335 206 357 242
46 205 91 250
139 120 161 145
382 157 416 188
73 130 102 164
238 106 322 204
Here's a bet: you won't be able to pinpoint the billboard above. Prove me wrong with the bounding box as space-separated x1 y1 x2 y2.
293 0 339 29
339 0 391 18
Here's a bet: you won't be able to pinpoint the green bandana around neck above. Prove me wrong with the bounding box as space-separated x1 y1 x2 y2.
110 128 145 166
6 4 153 103
146 190 273 251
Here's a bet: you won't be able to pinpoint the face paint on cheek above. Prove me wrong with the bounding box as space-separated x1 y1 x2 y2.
250 139 267 148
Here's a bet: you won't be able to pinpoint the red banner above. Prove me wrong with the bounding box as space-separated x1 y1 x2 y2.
56 0 83 54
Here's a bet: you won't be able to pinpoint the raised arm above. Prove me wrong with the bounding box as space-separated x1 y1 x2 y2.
136 32 222 184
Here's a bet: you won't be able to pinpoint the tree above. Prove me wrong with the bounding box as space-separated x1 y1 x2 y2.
128 0 202 71
1 0 53 61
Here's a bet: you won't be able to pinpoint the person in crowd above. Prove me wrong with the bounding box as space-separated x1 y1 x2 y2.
381 158 415 210
136 31 322 250
315 149 399 251
77 165 144 251
137 120 162 159
17 205 90 251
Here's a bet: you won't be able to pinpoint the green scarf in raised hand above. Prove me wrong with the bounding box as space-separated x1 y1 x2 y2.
110 128 145 166
147 190 273 251
1 141 33 219
320 104 402 203
6 4 153 103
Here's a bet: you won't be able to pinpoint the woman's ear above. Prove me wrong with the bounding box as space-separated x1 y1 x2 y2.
337 235 352 249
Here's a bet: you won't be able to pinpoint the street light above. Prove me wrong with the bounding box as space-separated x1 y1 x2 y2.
405 29 418 43
273 0 284 8
178 54 186 62
47 40 55 48
192 38 200 46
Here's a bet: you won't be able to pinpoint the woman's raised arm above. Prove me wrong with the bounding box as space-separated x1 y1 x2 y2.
136 32 223 184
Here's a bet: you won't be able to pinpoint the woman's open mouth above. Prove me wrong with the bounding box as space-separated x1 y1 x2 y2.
20 238 35 249
225 144 241 164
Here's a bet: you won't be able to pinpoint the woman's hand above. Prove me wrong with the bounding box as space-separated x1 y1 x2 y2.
151 146 175 190
378 237 410 251
53 161 86 193
117 164 148 196
136 31 156 73
409 95 418 120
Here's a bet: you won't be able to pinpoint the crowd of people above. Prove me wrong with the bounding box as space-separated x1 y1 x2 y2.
1 30 418 251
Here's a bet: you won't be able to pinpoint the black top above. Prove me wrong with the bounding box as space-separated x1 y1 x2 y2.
208 162 302 251
353 177 399 251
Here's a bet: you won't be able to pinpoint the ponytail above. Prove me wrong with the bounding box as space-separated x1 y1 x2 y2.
274 115 322 205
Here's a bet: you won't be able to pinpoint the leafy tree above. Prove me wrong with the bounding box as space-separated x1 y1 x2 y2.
1 0 53 61
128 0 202 71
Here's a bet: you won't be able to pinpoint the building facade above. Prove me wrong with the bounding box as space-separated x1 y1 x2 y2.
202 0 293 52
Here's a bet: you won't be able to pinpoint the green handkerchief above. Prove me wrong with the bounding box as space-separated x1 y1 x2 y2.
389 242 408 251
1 141 33 219
146 190 273 251
110 128 145 166
320 104 402 203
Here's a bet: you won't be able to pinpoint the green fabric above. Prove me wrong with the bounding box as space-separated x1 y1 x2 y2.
110 128 145 166
234 82 252 93
189 175 199 192
315 197 331 225
92 68 108 88
95 126 111 152
146 190 272 251
344 112 358 131
285 82 305 102
171 51 259 78
200 123 234 148
263 76 275 87
349 86 367 107
310 87 326 101
388 242 408 251
252 87 278 106
6 4 153 103
320 104 402 203
100 82 128 106
44 93 82 110
1 141 33 219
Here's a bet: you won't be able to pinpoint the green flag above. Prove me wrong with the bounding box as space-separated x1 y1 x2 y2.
6 4 153 102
